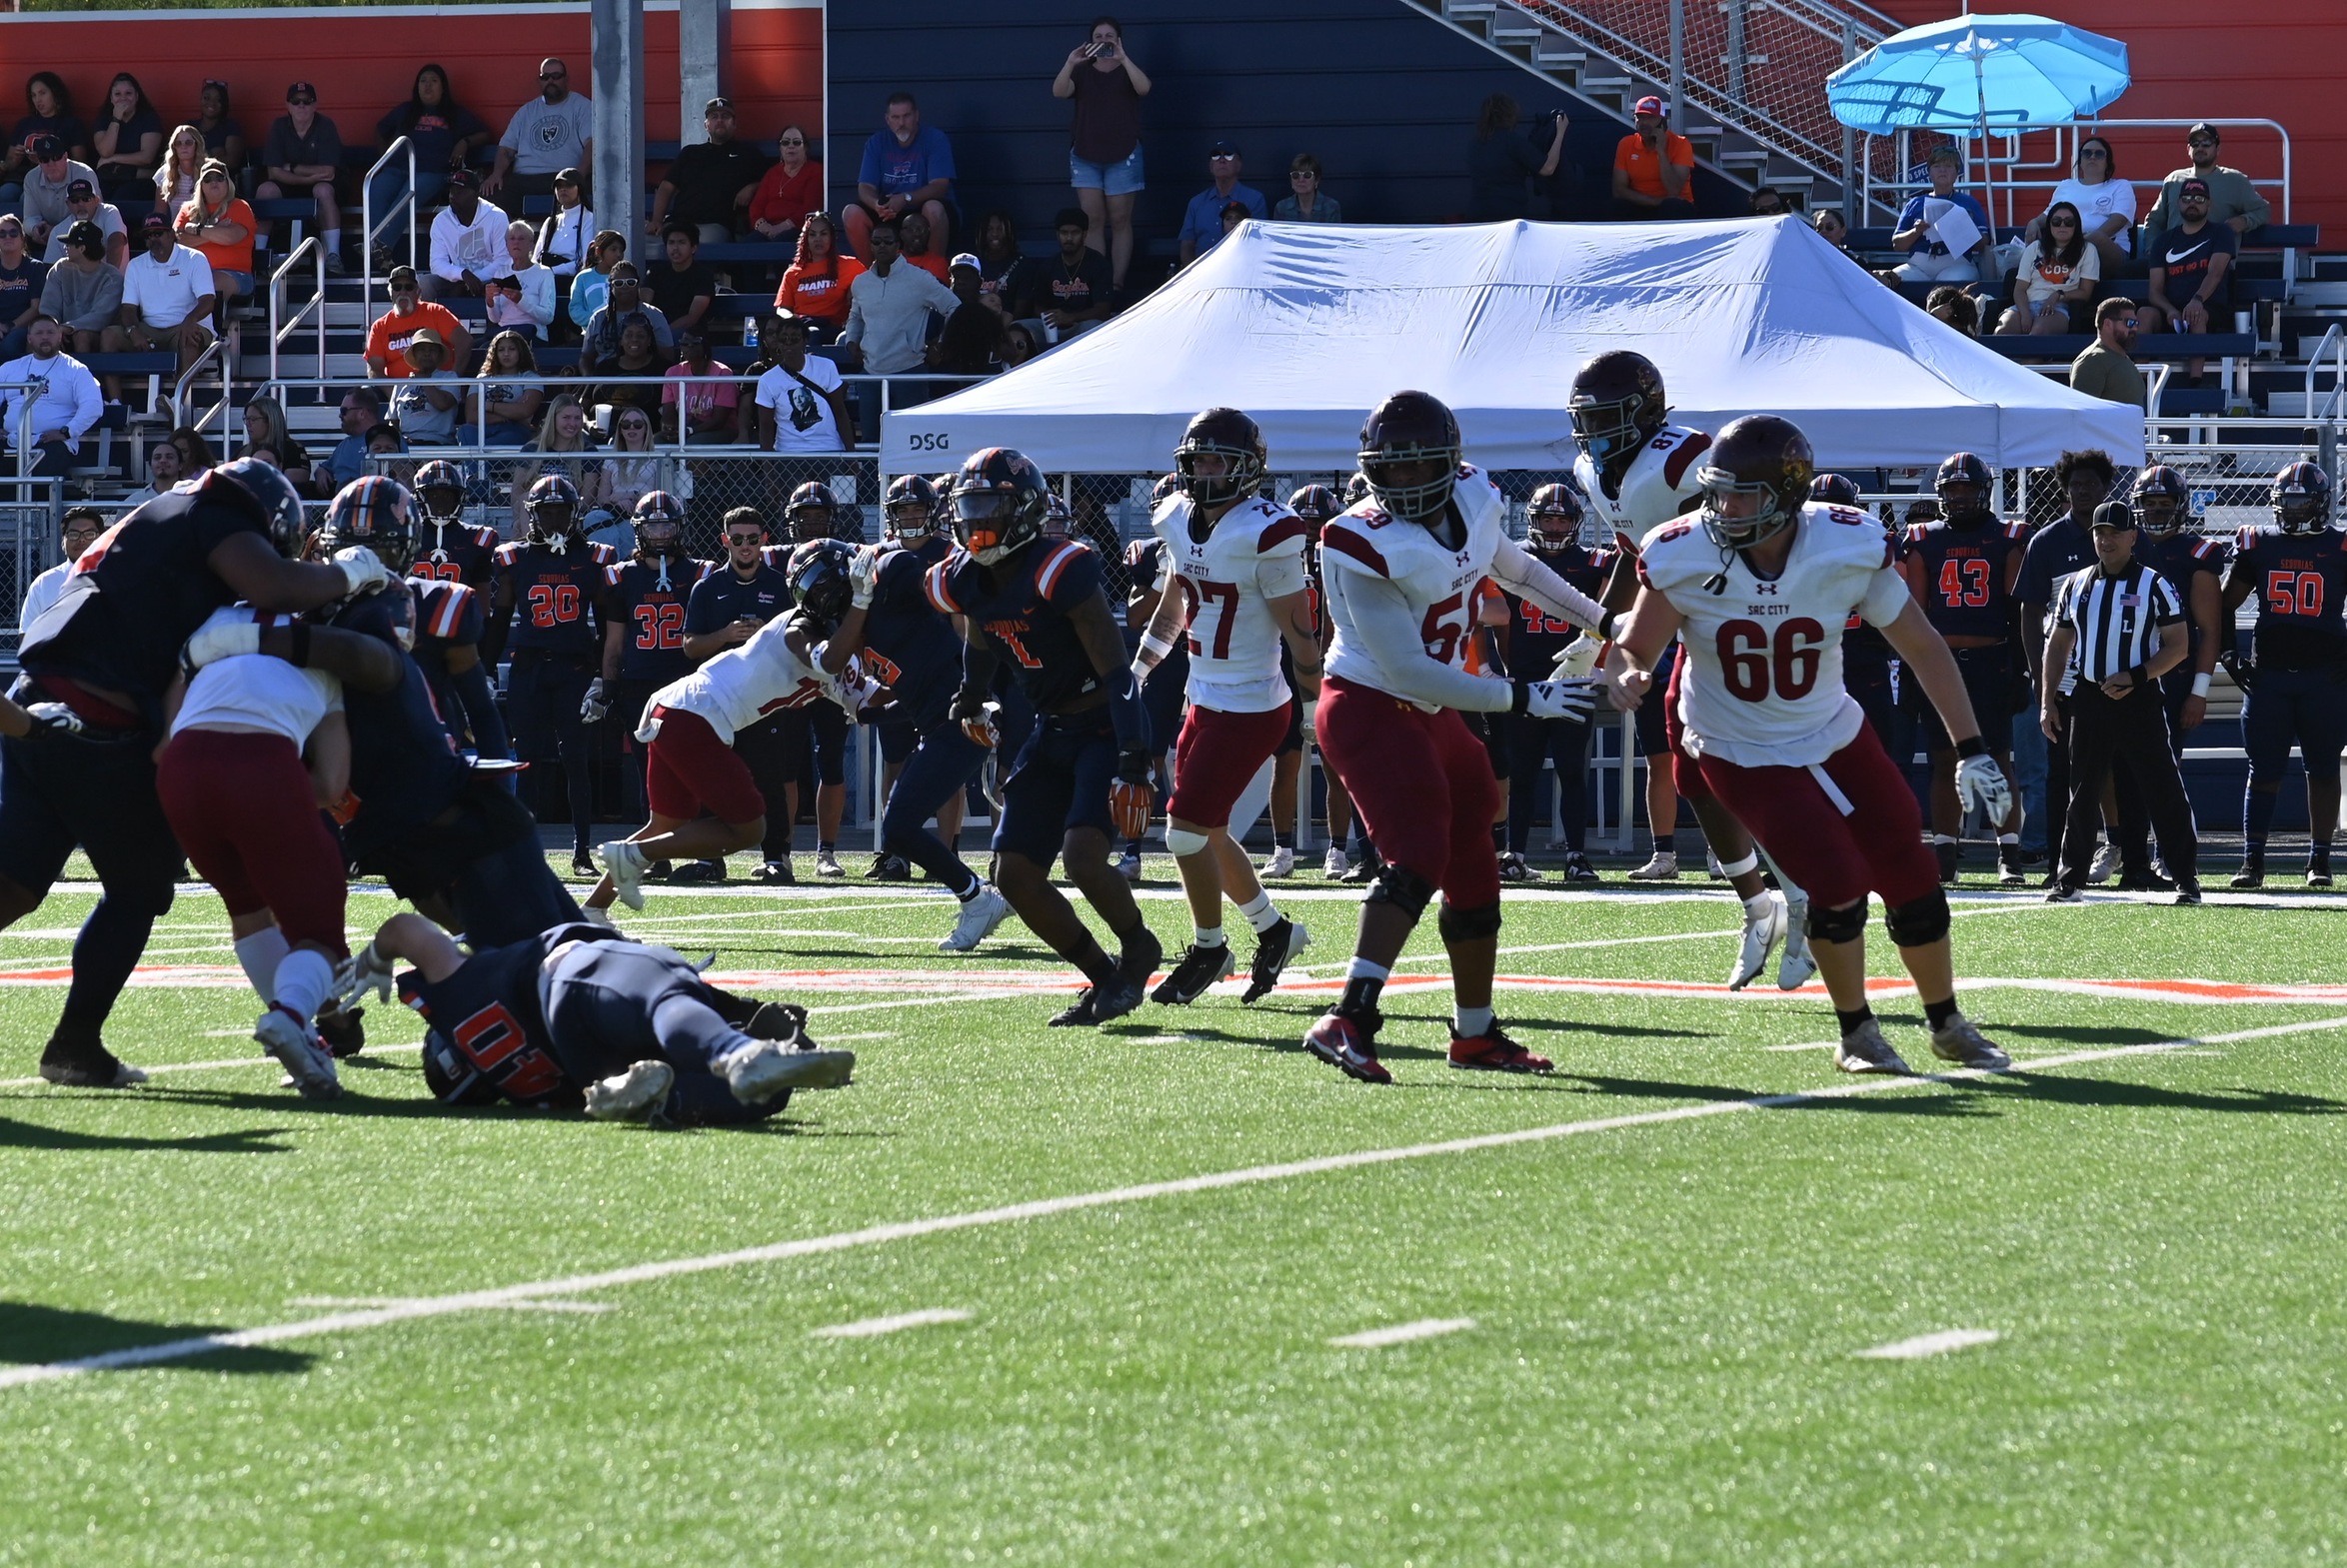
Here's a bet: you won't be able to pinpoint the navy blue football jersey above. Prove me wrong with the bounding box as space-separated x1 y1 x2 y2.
603 557 711 682
2136 531 2228 659
330 585 472 859
493 538 616 658
2234 525 2347 668
408 521 499 590
400 926 597 1106
926 539 1107 710
1510 543 1612 674
412 577 486 737
859 546 965 721
1905 518 2027 639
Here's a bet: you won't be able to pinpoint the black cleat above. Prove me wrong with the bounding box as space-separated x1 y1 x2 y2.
865 852 912 880
749 858 795 885
1152 941 1233 1005
2174 879 2203 905
571 848 597 877
1935 840 1960 885
1562 851 1599 882
2116 871 2176 894
316 1004 367 1058
1997 849 2028 887
1118 924 1164 993
38 1035 147 1087
1339 853 1382 885
669 859 727 883
1240 916 1310 1004
1049 976 1146 1027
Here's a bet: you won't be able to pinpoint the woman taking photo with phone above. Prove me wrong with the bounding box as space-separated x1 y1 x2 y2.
1053 16 1151 293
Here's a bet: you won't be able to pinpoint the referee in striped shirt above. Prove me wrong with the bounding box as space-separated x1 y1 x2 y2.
2040 501 2202 903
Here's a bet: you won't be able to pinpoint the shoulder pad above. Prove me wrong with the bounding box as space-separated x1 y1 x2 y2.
1318 520 1390 578
493 541 524 564
1658 429 1713 490
1034 541 1089 600
1254 511 1309 554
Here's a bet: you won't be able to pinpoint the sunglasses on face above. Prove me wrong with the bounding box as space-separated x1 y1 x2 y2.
780 138 805 147
727 532 764 544
2080 148 2109 159
2188 138 2215 147
541 72 567 82
2049 218 2078 227
289 96 316 106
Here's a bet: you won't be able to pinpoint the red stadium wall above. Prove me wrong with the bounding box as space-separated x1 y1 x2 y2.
1876 2 2347 240
0 0 822 154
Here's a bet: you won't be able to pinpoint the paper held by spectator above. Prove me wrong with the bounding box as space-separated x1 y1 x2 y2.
1924 198 1982 257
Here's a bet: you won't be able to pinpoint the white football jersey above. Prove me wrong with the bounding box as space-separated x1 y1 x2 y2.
1575 423 1714 556
170 610 342 746
642 615 832 745
1150 494 1309 714
1637 501 1911 768
1321 465 1510 714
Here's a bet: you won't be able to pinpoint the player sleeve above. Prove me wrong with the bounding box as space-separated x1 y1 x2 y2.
1320 555 1511 714
1487 534 1610 637
1252 525 1308 603
1856 564 1913 628
1036 542 1101 608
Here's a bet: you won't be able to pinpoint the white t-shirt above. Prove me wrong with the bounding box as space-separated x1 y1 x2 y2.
171 611 343 744
41 203 124 264
501 94 594 177
1148 494 1309 713
19 560 71 627
756 356 845 453
122 243 215 329
2015 239 2100 307
2045 176 2137 256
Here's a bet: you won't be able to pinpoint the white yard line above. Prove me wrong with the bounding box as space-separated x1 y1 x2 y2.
1854 1328 2001 1360
1329 1318 1475 1349
5 1015 2337 1391
810 1308 972 1339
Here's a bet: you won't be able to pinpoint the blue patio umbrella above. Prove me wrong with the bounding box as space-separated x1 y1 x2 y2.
1826 13 2130 136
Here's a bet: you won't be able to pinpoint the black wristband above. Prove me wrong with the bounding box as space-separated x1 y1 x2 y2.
2126 664 2148 690
1508 680 1531 716
288 622 312 669
1955 734 1989 760
1596 610 1619 643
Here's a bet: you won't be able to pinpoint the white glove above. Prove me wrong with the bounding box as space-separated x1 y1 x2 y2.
1955 752 2011 824
333 545 391 598
580 678 610 724
1550 637 1600 681
1518 678 1600 723
827 654 872 713
179 613 261 674
335 941 396 1008
849 545 882 609
18 701 87 740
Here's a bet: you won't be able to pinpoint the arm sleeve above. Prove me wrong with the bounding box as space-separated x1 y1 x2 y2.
1487 535 1610 636
1321 559 1511 714
451 655 511 759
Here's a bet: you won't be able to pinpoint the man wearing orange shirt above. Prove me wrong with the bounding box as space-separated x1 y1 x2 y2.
1612 96 1695 220
365 265 471 378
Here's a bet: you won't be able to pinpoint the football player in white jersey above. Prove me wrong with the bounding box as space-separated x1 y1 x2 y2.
1610 414 2014 1075
1570 348 1815 992
1303 390 1613 1084
1131 409 1322 1005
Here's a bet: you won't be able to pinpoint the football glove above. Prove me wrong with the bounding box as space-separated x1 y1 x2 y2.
1550 637 1601 681
179 613 262 676
580 678 610 724
17 701 87 741
1955 753 2011 824
952 690 999 750
1515 678 1599 723
1109 777 1154 841
332 545 392 598
848 544 882 610
335 941 396 1009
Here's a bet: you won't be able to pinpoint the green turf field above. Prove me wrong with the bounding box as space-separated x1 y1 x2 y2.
2 864 2344 1564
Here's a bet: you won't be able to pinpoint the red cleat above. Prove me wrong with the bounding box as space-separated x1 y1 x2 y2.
1303 1010 1390 1084
1447 1023 1552 1074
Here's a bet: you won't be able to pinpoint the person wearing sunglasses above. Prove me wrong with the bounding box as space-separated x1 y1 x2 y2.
487 58 593 205
650 97 771 247
256 82 346 274
1997 200 2098 336
1175 139 1264 266
0 213 45 361
2145 122 2270 245
749 125 822 244
2032 135 2135 272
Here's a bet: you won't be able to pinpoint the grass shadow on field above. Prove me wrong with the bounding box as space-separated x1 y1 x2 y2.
0 1302 312 1375
0 1115 293 1153
1972 1073 2346 1116
1553 1070 1993 1115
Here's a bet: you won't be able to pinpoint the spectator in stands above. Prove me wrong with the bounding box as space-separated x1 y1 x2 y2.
593 316 669 428
485 220 556 339
582 264 673 373
1749 188 1789 217
1177 141 1267 265
1611 97 1692 220
464 328 545 446
2069 297 2145 411
487 58 593 205
373 64 492 258
155 124 205 214
663 325 738 445
755 312 854 453
2143 179 2235 386
390 327 463 442
512 391 603 534
6 76 91 208
845 91 956 260
426 170 509 300
536 168 596 278
39 222 122 359
839 217 959 377
257 82 346 274
1012 207 1115 336
1469 95 1568 224
44 179 126 269
240 393 316 494
1217 201 1250 245
1891 145 1989 284
169 425 218 470
366 265 472 378
22 141 99 259
598 406 663 517
1924 284 1980 337
193 79 245 176
90 74 164 204
644 225 716 335
2029 134 2133 273
651 97 770 245
176 161 256 306
0 214 46 361
18 505 105 624
566 228 627 334
1997 202 2097 336
896 210 955 282
111 213 216 375
971 210 1021 315
319 386 385 489
365 418 408 466
2144 123 2270 242
1000 320 1040 369
0 315 100 476
1274 153 1342 224
123 441 181 504
1811 207 1849 250
1055 17 1152 292
773 212 862 334
749 126 822 245
930 255 1003 374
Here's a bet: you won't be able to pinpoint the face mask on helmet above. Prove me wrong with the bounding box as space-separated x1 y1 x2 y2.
888 501 936 539
1175 410 1266 510
954 490 1038 565
1698 465 1800 553
2276 490 2328 532
2134 495 2184 536
1567 396 1645 469
789 544 852 627
1527 510 1577 551
634 517 682 557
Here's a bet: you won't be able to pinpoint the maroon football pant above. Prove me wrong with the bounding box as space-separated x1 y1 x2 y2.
1694 725 1937 912
156 728 348 954
1316 676 1500 909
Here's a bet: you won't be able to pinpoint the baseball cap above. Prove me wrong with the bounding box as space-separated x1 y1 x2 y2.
705 96 734 115
448 169 480 191
1208 139 1240 159
388 264 420 288
2179 177 2212 198
949 252 981 272
65 178 94 200
286 81 317 102
141 212 169 231
2091 500 2137 531
29 133 63 162
65 220 100 250
554 167 583 187
407 327 445 349
1634 95 1665 118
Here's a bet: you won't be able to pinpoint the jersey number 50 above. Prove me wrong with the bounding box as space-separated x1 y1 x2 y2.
1716 617 1827 702
2265 569 2326 618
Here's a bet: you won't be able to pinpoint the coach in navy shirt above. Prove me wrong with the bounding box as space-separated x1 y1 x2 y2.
682 505 799 880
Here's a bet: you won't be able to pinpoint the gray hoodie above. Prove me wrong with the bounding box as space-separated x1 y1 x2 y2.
40 256 121 333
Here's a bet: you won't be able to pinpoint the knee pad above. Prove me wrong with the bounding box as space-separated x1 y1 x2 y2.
1804 897 1868 945
1163 824 1211 857
1363 863 1436 919
1884 887 1951 947
1436 898 1502 942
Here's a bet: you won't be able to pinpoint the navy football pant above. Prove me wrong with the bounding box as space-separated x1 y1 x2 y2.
1506 715 1591 853
882 720 987 895
541 939 788 1126
994 710 1119 864
507 655 596 846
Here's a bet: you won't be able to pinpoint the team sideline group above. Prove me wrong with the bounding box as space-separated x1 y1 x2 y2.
7 347 2337 1116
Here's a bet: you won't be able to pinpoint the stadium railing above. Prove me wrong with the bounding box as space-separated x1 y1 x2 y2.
359 137 420 326
0 475 74 666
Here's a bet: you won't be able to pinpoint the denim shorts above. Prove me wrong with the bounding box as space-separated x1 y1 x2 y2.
1070 143 1145 197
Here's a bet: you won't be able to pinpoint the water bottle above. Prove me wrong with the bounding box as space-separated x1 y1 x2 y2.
743 315 759 351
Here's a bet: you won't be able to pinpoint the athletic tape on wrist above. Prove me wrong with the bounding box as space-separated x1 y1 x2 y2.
2191 672 2211 698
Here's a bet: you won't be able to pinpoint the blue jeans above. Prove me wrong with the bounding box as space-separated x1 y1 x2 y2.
2008 705 2049 850
365 166 452 253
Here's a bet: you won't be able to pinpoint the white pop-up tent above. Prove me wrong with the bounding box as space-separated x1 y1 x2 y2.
885 216 2145 474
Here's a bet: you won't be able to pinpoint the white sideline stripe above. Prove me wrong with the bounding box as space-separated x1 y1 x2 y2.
0 1043 427 1089
5 1014 2340 1392
289 1295 613 1315
1329 1317 1474 1349
1855 1328 2001 1360
810 1308 972 1339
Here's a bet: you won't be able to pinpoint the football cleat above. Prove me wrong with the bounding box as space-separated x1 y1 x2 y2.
37 1037 147 1088
1241 917 1310 1004
1563 851 1599 882
1497 850 1537 883
1447 1022 1552 1074
2086 841 2117 885
1832 1017 1911 1075
1117 849 1144 883
1340 853 1383 885
865 852 912 880
670 859 727 884
1322 846 1351 878
1727 892 1785 991
1776 893 1816 989
1997 849 2028 887
584 1059 676 1122
1152 941 1234 1005
2174 880 2204 906
2229 862 2263 889
2309 865 2336 889
598 839 651 910
815 848 846 878
571 848 597 877
1303 1009 1390 1084
1048 977 1145 1027
2043 883 2085 903
1706 849 1726 879
715 1039 857 1103
256 1006 342 1100
939 884 1011 953
1626 849 1679 881
1927 1013 2011 1071
1119 924 1164 992
751 858 796 884
1262 845 1295 877
2116 871 2176 894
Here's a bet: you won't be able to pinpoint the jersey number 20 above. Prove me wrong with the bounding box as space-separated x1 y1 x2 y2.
527 583 583 627
1716 617 1826 702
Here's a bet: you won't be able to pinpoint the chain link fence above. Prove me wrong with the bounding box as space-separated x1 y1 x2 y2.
0 478 71 664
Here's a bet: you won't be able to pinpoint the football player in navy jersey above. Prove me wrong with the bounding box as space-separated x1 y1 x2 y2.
932 448 1163 1024
3 459 393 1087
490 474 618 875
410 559 511 762
1500 482 1609 882
2221 461 2347 887
407 459 499 590
779 479 856 872
342 913 856 1123
861 473 961 880
587 491 711 836
2130 465 2229 756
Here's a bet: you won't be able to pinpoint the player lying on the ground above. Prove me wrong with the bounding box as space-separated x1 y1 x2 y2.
341 913 856 1123
1609 414 2013 1076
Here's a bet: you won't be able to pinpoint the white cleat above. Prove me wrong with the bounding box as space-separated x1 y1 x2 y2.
716 1039 858 1104
1833 1016 1912 1075
580 904 622 931
1928 1012 2012 1071
584 1059 676 1121
2086 841 2117 885
1322 845 1350 878
939 884 1012 953
1626 850 1679 881
1262 844 1295 877
1776 893 1817 990
597 839 650 910
1727 892 1785 991
255 1007 342 1100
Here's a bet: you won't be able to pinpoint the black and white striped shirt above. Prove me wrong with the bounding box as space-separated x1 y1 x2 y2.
2050 561 2183 691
